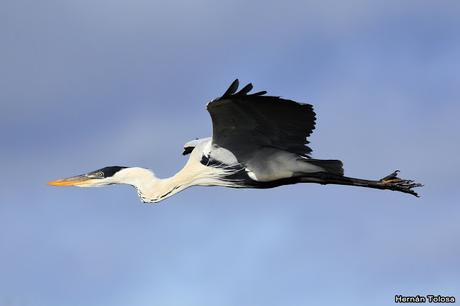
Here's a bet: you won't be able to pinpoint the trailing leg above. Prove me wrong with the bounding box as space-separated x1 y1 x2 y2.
303 170 423 197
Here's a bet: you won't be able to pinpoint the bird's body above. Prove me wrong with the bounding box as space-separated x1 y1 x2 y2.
49 80 422 202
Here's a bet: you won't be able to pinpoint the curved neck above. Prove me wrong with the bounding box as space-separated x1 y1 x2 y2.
115 166 198 203
117 156 228 203
138 176 186 203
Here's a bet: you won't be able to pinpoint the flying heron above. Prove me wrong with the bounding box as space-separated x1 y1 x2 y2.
49 80 422 203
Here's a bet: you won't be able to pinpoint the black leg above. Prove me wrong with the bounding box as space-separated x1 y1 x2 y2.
304 170 423 197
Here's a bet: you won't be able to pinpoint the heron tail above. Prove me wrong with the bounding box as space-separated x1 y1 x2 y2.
307 159 344 176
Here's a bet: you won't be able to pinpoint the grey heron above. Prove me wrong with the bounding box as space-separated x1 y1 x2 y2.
49 80 422 202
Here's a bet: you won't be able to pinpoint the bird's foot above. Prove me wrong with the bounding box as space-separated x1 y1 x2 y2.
379 170 423 197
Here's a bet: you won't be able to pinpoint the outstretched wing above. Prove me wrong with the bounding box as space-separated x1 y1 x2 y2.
207 79 316 161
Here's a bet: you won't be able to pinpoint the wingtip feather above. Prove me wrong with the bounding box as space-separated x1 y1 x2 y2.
236 83 253 95
223 79 239 97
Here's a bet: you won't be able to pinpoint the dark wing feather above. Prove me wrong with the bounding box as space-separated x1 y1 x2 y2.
236 83 253 95
207 80 316 160
222 79 239 97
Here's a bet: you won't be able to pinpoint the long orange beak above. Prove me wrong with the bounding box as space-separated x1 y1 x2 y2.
48 175 92 187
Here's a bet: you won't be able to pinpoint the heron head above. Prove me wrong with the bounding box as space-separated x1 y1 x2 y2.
48 166 130 187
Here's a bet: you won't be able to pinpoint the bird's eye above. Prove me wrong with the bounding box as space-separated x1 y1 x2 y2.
92 171 104 178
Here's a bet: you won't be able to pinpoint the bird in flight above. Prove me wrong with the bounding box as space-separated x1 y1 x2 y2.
49 80 422 202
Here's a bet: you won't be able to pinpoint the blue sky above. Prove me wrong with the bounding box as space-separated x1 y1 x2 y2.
1 1 459 305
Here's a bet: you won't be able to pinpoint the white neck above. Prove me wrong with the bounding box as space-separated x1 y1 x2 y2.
112 162 228 203
110 167 179 203
109 149 233 203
